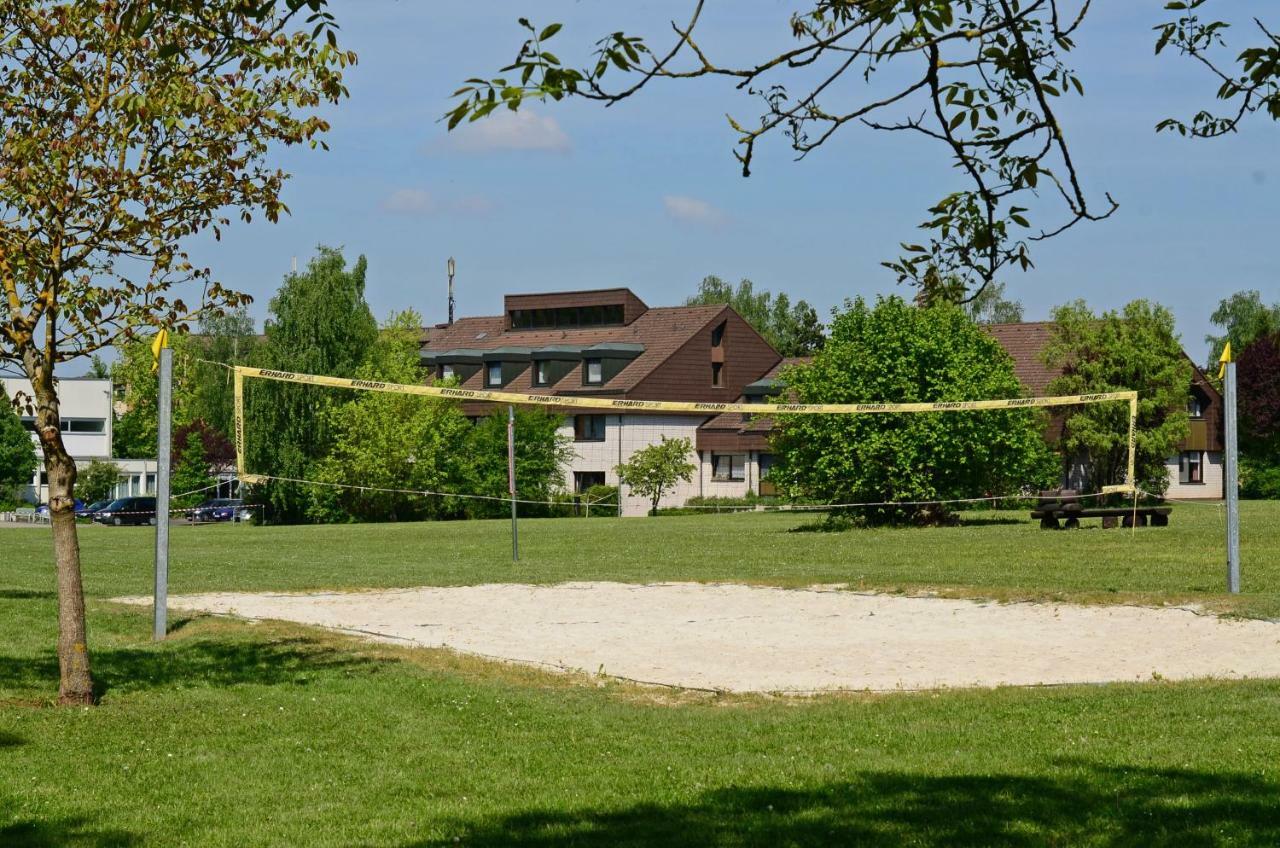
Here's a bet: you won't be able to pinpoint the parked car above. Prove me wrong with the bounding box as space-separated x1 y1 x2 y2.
92 496 157 526
35 499 85 518
191 498 248 523
78 499 109 519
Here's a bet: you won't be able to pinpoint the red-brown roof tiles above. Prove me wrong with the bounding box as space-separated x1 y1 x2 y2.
422 304 731 395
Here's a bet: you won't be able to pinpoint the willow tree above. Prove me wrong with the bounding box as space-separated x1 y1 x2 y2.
0 0 353 705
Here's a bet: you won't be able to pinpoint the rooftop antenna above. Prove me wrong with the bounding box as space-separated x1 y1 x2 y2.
447 256 456 326
291 256 297 274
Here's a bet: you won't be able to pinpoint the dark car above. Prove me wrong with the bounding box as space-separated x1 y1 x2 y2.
191 498 247 523
79 499 111 519
93 497 157 526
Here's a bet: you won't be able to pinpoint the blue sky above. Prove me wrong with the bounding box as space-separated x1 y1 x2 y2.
186 1 1278 365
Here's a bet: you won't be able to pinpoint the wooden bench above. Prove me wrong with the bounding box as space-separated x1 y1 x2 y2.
1030 490 1172 530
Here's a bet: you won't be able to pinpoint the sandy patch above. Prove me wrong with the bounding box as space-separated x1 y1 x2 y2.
116 582 1280 693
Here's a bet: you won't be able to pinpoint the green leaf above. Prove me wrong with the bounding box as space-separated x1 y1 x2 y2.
539 23 562 41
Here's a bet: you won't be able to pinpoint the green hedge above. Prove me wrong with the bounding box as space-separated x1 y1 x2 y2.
1241 457 1280 500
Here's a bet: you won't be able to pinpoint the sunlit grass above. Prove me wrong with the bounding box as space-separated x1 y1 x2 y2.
1 506 1277 845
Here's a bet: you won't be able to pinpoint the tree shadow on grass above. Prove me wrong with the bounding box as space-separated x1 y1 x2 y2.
0 813 138 848
954 515 1027 528
0 636 377 701
0 731 23 749
0 589 54 600
407 763 1280 847
788 515 1028 533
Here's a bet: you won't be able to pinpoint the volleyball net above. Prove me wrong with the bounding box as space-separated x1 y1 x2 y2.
231 365 1140 507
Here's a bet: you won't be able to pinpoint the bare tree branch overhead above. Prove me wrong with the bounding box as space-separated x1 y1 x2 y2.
447 1 1123 302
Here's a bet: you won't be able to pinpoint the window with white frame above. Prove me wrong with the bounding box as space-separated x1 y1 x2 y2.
584 358 603 384
711 453 746 481
1179 450 1204 484
486 362 503 387
439 364 455 381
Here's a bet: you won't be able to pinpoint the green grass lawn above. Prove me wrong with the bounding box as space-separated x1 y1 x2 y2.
2 505 1279 846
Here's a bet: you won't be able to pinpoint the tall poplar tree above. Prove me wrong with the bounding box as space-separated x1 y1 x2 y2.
246 247 378 522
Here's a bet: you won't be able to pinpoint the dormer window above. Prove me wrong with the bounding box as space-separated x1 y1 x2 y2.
486 362 503 387
534 360 550 386
509 304 625 330
439 364 455 381
584 358 603 384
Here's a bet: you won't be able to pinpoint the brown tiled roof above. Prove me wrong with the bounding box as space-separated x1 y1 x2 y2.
421 304 729 395
698 357 814 436
982 322 1059 393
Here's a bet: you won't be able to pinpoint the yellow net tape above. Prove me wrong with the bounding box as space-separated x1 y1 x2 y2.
233 366 1139 493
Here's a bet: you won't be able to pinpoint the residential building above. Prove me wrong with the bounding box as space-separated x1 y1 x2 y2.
420 295 1223 508
984 322 1225 499
690 325 1225 500
421 287 782 514
2 376 158 504
694 358 810 498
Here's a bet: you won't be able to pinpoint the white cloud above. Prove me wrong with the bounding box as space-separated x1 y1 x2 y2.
382 188 435 216
448 110 571 154
662 194 726 227
380 188 495 218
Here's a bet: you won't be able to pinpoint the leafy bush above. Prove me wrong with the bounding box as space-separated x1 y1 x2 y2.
170 432 216 509
657 494 790 516
1043 299 1193 495
1241 457 1280 500
464 407 575 519
0 385 37 498
770 297 1057 525
584 484 619 517
77 460 121 504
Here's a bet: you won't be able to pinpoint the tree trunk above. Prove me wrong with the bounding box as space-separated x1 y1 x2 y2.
28 359 95 705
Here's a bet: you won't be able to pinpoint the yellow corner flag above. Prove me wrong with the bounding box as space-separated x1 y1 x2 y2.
151 329 170 373
1217 341 1233 380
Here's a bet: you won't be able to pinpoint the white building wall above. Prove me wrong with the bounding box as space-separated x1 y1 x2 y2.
2 377 114 503
1164 451 1224 499
696 449 759 500
111 459 159 500
560 413 719 515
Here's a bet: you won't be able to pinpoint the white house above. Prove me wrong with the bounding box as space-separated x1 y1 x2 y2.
2 376 157 504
